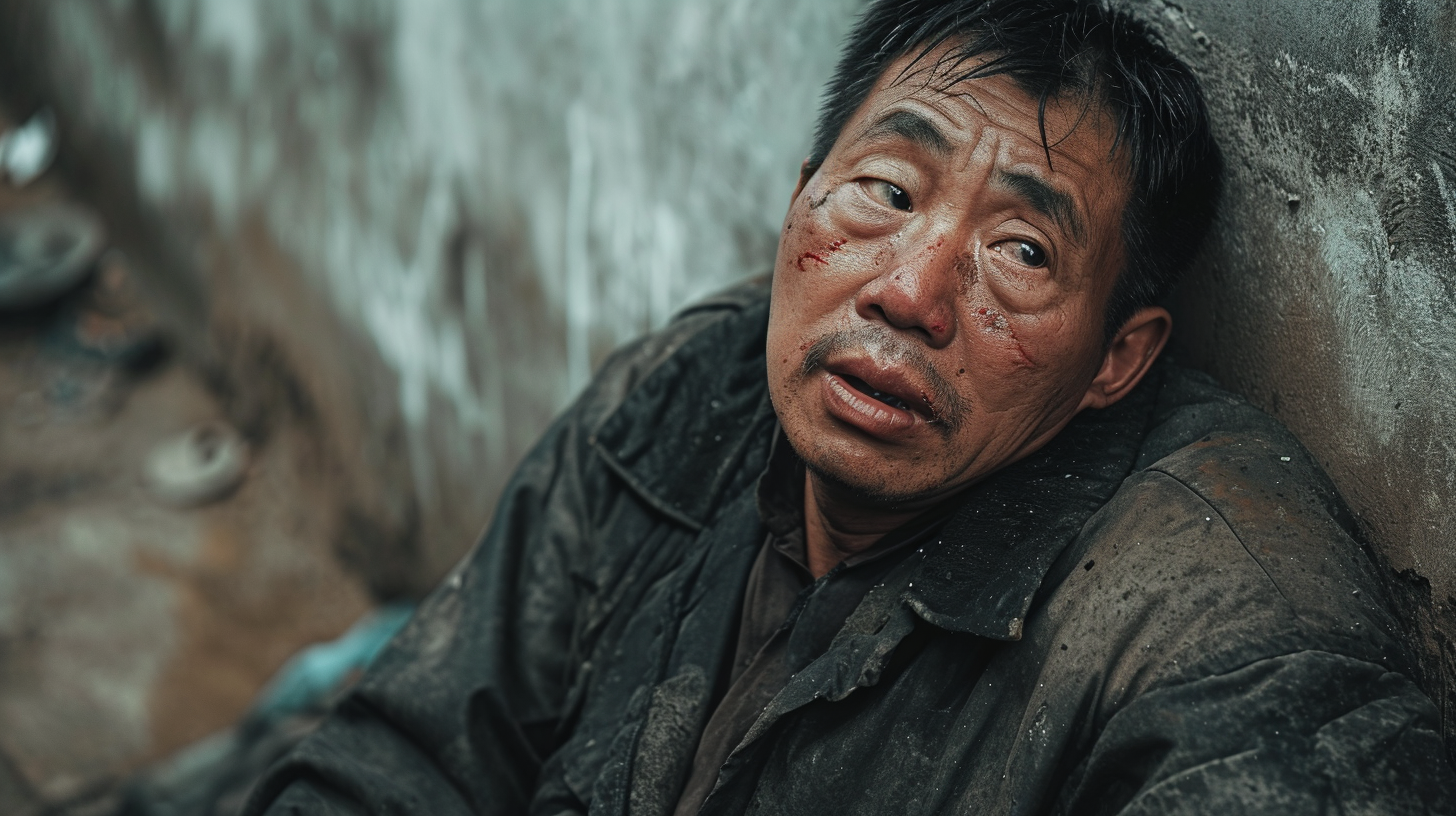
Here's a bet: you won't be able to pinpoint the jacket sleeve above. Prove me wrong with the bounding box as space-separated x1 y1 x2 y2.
1059 649 1456 815
242 330 672 816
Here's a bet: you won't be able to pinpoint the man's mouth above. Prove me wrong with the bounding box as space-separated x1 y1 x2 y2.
839 373 916 414
800 330 962 433
817 365 937 439
826 361 939 421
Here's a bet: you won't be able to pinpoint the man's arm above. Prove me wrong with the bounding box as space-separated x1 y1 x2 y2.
1050 457 1456 815
1059 649 1456 815
243 397 595 815
241 308 714 815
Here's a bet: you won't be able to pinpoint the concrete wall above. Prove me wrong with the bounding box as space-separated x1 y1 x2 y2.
1 0 1451 757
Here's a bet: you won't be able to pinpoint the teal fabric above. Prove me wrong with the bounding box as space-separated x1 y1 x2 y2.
254 603 417 720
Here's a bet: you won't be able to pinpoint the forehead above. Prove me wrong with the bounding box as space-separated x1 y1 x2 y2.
846 46 1123 158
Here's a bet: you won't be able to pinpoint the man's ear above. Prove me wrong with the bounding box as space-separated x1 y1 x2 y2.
791 158 817 204
1079 305 1172 411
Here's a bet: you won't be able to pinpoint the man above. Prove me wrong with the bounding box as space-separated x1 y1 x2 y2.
246 0 1456 813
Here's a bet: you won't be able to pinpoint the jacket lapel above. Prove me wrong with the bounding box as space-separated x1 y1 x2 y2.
591 299 776 531
590 482 768 816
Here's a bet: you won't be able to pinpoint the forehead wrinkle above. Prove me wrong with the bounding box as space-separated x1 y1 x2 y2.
858 109 952 157
991 169 1087 245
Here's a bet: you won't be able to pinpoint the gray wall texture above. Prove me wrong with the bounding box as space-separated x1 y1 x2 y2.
1 0 1452 759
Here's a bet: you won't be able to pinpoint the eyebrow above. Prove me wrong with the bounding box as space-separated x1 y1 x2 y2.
993 170 1086 244
859 110 952 156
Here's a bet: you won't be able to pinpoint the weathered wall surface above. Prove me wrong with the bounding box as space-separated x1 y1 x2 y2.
0 0 1451 764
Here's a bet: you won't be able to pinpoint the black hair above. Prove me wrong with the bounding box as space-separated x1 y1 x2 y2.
809 0 1222 342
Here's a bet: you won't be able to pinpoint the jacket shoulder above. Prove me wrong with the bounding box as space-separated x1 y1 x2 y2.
580 275 774 529
1054 365 1409 688
577 275 770 436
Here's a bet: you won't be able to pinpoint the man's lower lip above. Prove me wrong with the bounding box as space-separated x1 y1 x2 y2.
820 373 922 438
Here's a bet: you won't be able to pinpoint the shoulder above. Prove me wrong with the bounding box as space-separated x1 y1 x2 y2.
570 275 775 529
1041 367 1456 809
1053 364 1407 690
575 274 771 434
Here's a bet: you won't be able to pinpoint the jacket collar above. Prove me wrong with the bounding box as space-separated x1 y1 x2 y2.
905 367 1161 640
591 297 778 531
593 291 1161 640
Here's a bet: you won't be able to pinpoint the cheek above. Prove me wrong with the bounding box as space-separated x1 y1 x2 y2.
794 237 847 271
961 305 1103 410
969 305 1035 368
782 194 845 269
775 224 839 314
779 179 899 278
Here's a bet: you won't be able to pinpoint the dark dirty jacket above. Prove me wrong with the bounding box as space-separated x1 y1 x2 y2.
246 279 1456 816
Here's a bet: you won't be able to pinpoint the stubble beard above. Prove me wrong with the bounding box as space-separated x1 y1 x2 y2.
797 451 966 511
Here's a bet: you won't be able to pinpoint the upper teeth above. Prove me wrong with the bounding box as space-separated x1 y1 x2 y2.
870 390 909 411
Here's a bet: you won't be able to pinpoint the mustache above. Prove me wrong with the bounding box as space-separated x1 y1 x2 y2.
801 327 966 432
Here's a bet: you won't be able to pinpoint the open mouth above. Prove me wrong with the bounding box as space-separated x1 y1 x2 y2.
839 373 915 414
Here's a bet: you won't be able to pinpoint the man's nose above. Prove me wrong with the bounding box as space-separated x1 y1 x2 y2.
853 240 962 349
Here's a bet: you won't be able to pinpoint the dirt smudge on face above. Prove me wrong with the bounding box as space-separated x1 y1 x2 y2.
953 252 976 282
977 307 1034 367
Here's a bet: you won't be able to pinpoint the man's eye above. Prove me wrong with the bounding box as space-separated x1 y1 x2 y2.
863 180 912 211
994 240 1048 268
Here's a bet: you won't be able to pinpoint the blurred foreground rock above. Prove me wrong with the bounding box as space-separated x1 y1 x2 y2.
0 107 373 815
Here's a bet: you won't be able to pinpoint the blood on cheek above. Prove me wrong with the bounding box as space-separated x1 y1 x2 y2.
976 307 1034 367
796 237 848 271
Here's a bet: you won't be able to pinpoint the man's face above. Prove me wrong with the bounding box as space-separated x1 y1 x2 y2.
766 50 1135 507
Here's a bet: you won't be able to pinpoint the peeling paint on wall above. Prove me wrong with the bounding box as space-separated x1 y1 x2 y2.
1433 161 1456 258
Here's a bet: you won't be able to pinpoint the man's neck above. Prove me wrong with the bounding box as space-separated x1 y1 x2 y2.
802 471 932 578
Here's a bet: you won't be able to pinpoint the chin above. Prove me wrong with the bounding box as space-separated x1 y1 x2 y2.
788 431 953 510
